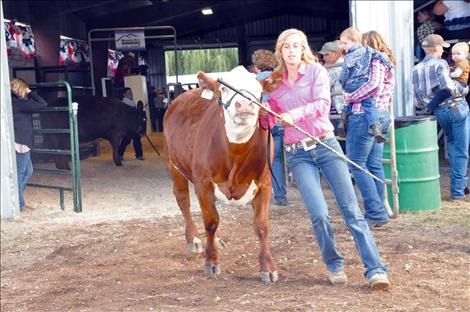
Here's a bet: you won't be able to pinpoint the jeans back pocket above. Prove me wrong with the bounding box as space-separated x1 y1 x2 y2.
450 102 469 123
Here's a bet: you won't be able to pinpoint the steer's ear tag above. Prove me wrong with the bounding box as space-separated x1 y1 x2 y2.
201 89 214 100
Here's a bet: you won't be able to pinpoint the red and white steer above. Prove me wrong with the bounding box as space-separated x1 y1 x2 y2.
163 66 278 283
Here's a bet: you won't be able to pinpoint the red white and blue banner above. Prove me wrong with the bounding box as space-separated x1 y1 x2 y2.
4 21 36 59
107 49 124 78
59 37 90 65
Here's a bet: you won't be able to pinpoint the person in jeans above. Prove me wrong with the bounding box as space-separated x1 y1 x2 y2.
262 28 390 290
338 27 393 143
345 31 396 227
412 34 469 200
252 49 288 206
118 87 145 161
425 42 469 113
11 78 48 212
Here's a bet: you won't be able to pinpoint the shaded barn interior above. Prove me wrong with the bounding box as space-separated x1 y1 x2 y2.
5 0 437 94
4 0 350 95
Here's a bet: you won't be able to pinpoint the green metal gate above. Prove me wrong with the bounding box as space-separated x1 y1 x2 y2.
28 81 82 212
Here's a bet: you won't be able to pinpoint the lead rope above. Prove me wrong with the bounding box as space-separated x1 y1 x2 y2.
218 87 286 191
217 77 385 184
266 118 286 196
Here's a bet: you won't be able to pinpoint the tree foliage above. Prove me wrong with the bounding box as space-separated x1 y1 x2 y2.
165 48 239 75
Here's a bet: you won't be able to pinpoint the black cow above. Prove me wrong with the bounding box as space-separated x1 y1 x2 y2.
42 95 145 169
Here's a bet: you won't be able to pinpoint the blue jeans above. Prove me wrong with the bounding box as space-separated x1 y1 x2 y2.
434 101 470 199
343 98 379 127
286 137 387 279
361 97 379 127
271 124 287 202
346 111 391 223
16 151 33 209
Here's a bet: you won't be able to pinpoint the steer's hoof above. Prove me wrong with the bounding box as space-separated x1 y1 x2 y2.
204 264 221 275
187 237 203 254
260 271 279 283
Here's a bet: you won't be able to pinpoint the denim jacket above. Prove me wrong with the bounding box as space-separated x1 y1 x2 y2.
339 45 394 93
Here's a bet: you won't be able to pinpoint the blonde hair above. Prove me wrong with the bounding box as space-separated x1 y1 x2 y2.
252 49 275 71
452 42 469 55
274 28 317 73
362 31 397 66
10 78 29 99
340 27 362 43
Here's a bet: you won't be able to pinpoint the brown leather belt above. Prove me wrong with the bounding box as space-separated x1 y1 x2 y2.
285 131 335 153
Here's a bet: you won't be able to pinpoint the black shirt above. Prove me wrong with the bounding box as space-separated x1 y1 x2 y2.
12 92 48 148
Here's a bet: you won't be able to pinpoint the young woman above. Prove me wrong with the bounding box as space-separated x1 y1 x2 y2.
345 30 396 227
264 28 390 290
11 78 48 212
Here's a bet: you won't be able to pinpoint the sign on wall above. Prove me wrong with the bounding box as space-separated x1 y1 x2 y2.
114 30 146 52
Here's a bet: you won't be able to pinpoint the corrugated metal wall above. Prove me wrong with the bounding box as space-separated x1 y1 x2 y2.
350 0 415 117
1 0 20 219
148 47 167 89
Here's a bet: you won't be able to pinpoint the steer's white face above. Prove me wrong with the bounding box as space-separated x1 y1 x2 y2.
220 66 262 144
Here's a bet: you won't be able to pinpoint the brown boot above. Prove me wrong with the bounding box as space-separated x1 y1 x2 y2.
370 125 387 143
337 111 349 138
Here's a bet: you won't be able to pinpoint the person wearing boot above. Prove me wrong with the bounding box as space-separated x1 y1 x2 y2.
338 27 394 143
345 31 396 227
261 28 391 290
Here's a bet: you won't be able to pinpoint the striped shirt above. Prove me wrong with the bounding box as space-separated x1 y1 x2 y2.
267 63 333 144
325 59 345 114
411 55 457 110
346 59 394 113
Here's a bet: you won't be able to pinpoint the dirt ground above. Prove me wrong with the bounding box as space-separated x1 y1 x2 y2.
1 133 469 312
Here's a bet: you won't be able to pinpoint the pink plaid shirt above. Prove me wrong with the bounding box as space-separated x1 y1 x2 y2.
345 59 394 113
264 63 334 144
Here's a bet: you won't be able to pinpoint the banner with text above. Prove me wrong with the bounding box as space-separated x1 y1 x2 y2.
115 30 146 52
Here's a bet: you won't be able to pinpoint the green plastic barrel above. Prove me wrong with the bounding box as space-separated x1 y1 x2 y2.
383 116 441 212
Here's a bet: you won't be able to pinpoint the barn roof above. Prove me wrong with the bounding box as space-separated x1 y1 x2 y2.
19 0 350 40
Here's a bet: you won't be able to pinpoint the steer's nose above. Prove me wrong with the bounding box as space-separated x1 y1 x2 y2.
235 101 255 113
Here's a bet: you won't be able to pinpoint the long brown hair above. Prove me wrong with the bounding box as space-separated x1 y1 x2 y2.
10 78 29 99
261 29 317 93
274 28 317 74
362 31 397 66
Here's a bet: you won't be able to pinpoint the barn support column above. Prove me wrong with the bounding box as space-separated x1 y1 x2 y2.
350 0 414 117
1 1 20 219
237 23 248 66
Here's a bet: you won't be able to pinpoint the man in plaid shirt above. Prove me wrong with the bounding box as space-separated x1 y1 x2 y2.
319 41 346 151
412 34 469 200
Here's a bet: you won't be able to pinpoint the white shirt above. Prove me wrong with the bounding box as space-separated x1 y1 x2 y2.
15 143 30 153
122 97 136 107
442 0 470 21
